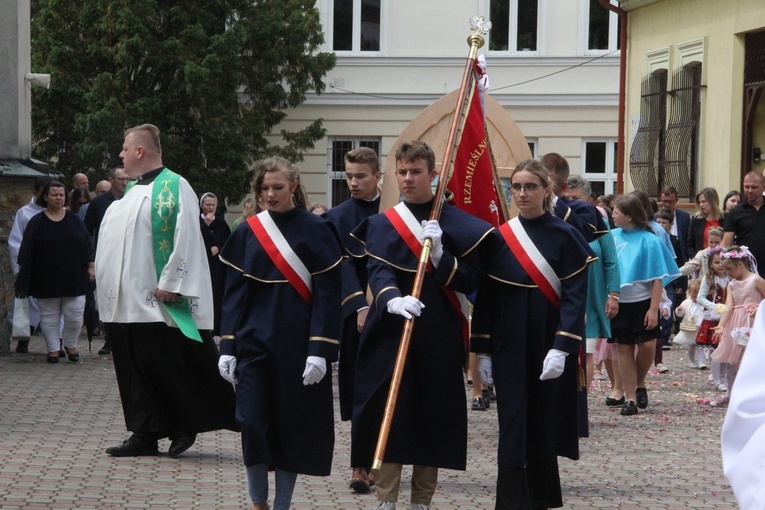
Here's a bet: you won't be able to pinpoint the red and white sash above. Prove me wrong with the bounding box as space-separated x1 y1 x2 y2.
247 211 312 303
385 203 470 344
499 217 561 308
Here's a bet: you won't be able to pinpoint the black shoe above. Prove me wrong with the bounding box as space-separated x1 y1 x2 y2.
605 396 625 407
59 349 66 358
471 397 486 411
66 349 80 362
620 401 638 416
487 385 497 401
15 340 29 353
635 387 648 409
168 433 197 457
46 355 59 364
482 389 491 409
106 435 159 457
98 342 111 355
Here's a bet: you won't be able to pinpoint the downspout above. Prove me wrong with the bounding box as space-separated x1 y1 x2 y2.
599 0 627 194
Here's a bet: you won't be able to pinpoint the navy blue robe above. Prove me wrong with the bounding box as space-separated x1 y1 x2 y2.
350 201 493 470
219 207 343 476
322 196 380 421
471 212 594 470
555 196 609 243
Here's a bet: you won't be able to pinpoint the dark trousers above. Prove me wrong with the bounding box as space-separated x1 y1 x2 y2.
496 457 562 509
106 322 237 439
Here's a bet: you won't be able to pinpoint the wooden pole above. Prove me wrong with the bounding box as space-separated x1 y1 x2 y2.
371 33 485 472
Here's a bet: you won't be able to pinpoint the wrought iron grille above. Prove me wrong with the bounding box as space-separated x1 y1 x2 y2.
629 69 667 197
742 30 765 176
660 62 702 200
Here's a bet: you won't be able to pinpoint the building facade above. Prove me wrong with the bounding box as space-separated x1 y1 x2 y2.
270 0 621 207
622 0 765 201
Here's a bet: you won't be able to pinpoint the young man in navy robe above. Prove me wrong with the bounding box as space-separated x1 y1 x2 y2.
541 152 609 244
350 140 494 510
321 146 381 493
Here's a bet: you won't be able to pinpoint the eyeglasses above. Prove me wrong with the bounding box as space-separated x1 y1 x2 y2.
509 183 543 195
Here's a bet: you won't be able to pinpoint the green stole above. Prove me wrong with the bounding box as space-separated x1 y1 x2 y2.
126 168 202 342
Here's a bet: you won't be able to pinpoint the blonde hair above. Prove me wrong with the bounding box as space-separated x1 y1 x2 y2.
124 124 162 155
511 159 553 213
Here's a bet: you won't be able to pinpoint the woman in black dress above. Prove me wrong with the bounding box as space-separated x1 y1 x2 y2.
16 181 94 363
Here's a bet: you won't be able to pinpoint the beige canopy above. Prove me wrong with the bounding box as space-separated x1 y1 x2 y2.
380 89 532 217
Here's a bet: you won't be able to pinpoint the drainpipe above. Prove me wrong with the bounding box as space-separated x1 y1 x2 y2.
599 0 627 194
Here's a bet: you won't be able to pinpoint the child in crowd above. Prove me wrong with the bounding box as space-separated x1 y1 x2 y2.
673 280 704 368
710 246 765 406
696 247 729 389
679 226 724 280
656 208 687 354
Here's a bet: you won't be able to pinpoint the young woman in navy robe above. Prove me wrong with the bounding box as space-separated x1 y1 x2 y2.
471 160 594 510
218 157 343 510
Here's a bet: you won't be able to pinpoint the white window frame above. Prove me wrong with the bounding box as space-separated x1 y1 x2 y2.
582 139 618 196
323 0 386 56
480 0 548 56
578 0 620 55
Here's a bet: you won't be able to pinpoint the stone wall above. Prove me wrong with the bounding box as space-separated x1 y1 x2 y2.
0 176 36 353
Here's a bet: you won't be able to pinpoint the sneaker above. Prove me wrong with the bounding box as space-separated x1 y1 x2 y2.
471 397 486 411
375 503 396 510
698 364 709 370
349 468 371 493
662 343 671 351
656 363 669 373
710 396 730 407
715 383 728 392
411 505 430 510
689 361 699 369
707 373 714 383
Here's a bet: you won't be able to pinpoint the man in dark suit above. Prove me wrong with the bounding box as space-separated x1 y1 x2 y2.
658 186 691 261
657 186 691 343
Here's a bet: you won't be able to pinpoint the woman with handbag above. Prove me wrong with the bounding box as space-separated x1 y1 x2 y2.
711 246 765 406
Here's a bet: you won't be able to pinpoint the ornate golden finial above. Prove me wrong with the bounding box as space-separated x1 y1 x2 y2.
470 15 492 36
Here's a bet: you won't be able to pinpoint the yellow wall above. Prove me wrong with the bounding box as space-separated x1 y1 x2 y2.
624 0 765 196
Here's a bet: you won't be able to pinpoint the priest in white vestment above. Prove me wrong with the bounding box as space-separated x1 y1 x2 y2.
96 123 236 458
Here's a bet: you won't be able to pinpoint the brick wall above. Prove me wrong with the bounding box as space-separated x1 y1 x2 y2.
0 177 36 353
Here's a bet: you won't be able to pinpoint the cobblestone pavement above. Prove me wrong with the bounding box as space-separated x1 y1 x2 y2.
0 334 738 509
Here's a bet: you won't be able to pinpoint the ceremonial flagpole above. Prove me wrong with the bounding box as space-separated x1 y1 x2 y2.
371 17 491 473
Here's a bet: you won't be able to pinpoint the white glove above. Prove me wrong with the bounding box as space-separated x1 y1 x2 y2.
477 354 493 385
302 356 327 385
218 355 237 384
539 349 568 380
419 220 444 268
387 295 425 319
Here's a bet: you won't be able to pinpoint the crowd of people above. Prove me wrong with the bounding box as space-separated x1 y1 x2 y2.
7 123 765 509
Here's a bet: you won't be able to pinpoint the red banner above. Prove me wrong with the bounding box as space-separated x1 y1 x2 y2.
447 63 505 227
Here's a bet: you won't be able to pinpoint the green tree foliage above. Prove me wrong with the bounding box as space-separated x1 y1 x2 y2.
31 0 335 202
